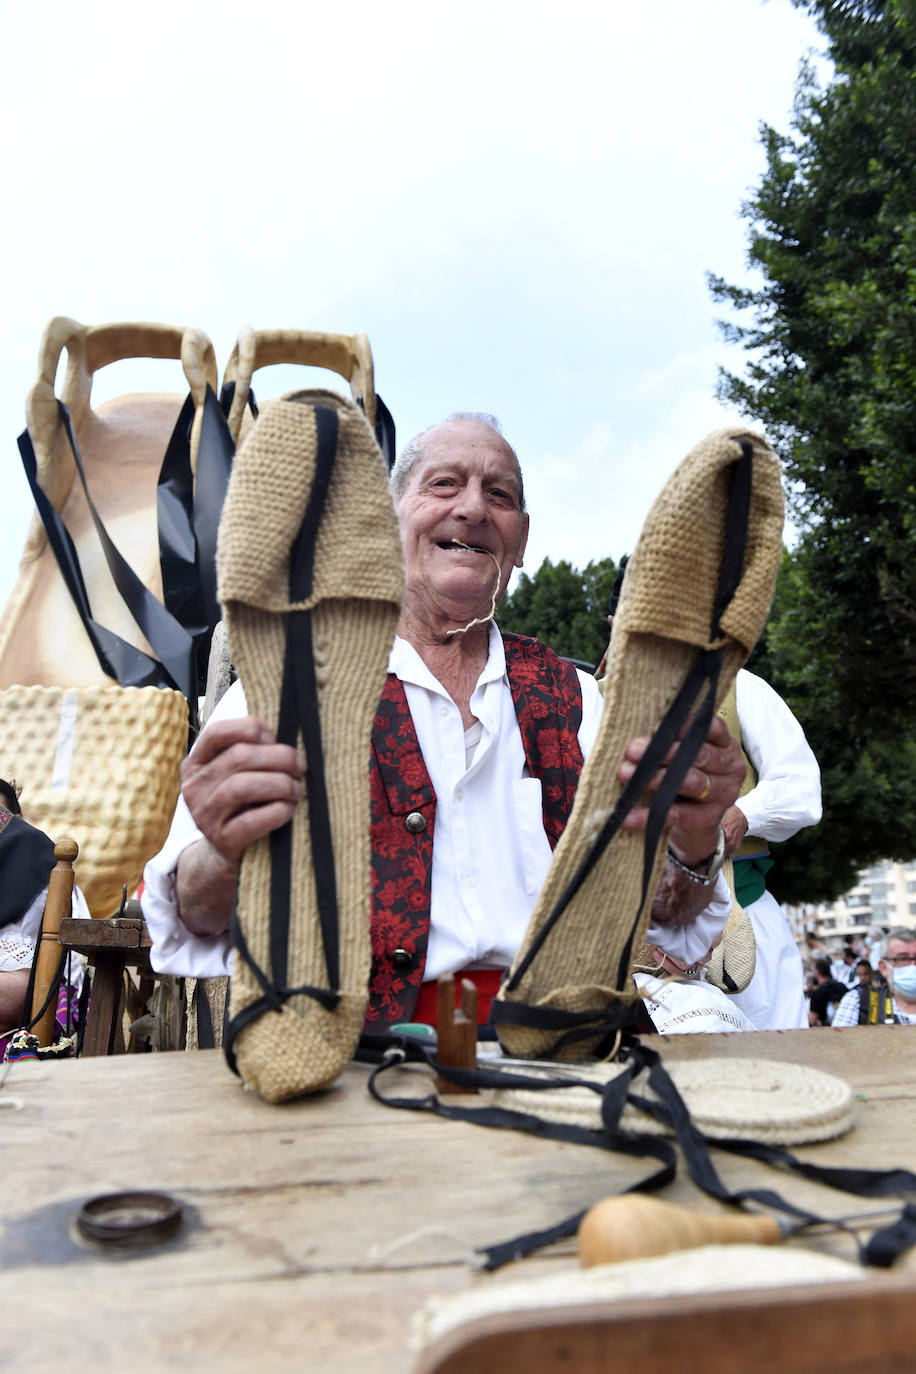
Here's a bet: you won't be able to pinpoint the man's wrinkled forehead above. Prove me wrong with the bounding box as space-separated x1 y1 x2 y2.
413 420 524 502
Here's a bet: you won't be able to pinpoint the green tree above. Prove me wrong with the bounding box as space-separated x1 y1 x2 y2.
710 0 916 902
499 556 622 666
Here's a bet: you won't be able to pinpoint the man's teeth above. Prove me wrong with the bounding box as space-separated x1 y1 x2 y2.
442 540 488 553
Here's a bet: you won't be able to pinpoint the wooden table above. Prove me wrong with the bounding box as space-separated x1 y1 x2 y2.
2 1027 915 1372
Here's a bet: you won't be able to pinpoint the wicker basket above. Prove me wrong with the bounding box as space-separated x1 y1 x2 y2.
0 684 188 915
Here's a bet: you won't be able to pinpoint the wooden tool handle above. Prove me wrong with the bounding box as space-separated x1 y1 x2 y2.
578 1194 783 1267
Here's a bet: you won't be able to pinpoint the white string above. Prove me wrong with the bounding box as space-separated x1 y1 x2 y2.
444 542 501 638
368 1224 478 1266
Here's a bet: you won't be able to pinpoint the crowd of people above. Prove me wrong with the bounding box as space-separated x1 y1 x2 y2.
804 928 916 1026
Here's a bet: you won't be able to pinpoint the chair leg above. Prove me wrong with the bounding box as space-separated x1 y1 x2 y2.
81 953 125 1056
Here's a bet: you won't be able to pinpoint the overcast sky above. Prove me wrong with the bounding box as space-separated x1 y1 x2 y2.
0 0 822 620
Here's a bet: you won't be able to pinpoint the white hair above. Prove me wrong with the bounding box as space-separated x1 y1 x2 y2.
389 412 526 511
881 926 916 959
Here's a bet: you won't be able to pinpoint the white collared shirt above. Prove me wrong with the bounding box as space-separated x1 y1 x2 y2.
392 626 602 978
734 670 822 841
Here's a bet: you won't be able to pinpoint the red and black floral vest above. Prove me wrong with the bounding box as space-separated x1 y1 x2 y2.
365 633 585 1029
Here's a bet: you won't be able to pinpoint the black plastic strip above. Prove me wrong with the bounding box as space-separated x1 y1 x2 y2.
865 1205 916 1268
157 392 205 643
194 979 215 1051
193 385 236 642
709 439 753 638
24 946 67 1033
17 406 196 706
54 404 197 702
17 426 173 691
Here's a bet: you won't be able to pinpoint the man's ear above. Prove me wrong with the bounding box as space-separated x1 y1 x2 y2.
515 513 530 568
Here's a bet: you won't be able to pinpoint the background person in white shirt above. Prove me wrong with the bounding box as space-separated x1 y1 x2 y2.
719 669 822 1030
143 413 745 1030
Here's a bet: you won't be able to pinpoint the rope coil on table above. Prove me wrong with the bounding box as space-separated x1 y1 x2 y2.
484 1058 854 1146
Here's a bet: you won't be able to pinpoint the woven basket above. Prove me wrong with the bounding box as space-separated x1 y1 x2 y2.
0 684 187 915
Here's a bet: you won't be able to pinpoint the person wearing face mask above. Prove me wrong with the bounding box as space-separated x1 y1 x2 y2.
830 927 916 1026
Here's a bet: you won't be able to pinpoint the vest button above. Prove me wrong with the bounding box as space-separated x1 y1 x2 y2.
392 947 412 970
405 811 427 833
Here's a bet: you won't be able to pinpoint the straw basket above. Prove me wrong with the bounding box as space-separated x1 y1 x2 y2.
0 684 187 914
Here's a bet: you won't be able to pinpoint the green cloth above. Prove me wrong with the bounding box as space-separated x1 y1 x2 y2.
732 854 774 907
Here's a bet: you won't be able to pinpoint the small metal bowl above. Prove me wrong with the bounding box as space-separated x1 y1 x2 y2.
76 1191 183 1249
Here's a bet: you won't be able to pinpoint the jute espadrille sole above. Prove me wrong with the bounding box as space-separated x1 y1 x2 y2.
493 428 783 1060
219 390 402 1102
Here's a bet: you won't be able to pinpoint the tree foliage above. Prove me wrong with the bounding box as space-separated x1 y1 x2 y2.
498 556 622 667
711 0 916 902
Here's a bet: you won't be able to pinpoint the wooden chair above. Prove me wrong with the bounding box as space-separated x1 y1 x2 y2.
28 837 183 1057
58 896 159 1056
29 837 78 1046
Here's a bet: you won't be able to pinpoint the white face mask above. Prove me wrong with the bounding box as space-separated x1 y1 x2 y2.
889 964 916 1000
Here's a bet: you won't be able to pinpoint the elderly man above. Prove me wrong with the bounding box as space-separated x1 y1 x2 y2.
143 413 744 1031
830 928 916 1026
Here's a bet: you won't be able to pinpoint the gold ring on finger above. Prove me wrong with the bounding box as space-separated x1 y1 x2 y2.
697 772 711 801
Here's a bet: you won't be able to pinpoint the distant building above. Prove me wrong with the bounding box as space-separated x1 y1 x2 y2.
786 859 916 954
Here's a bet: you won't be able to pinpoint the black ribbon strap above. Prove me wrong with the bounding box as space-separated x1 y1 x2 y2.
223 404 343 1072
18 403 196 707
364 1033 916 1271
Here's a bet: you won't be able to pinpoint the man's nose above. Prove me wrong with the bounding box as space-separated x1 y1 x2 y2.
453 480 488 521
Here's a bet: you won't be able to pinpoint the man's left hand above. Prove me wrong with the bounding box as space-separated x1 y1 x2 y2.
618 714 745 867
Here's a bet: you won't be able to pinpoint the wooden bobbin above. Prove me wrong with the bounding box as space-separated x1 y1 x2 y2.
435 974 478 1095
31 838 78 1047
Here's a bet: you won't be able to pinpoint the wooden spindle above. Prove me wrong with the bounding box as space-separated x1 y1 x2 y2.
30 838 78 1047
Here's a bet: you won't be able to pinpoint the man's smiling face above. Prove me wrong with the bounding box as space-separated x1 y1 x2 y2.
395 419 529 631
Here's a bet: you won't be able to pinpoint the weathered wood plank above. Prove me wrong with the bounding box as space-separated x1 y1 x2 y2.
2 1029 915 1372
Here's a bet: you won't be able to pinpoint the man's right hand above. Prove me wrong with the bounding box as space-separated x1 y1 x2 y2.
180 717 305 867
175 718 305 935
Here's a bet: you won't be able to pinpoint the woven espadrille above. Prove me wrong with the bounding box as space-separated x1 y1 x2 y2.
492 428 783 1059
703 857 756 994
219 389 402 1102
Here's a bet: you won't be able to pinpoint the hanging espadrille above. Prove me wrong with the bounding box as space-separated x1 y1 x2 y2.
219 389 402 1102
492 428 784 1059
